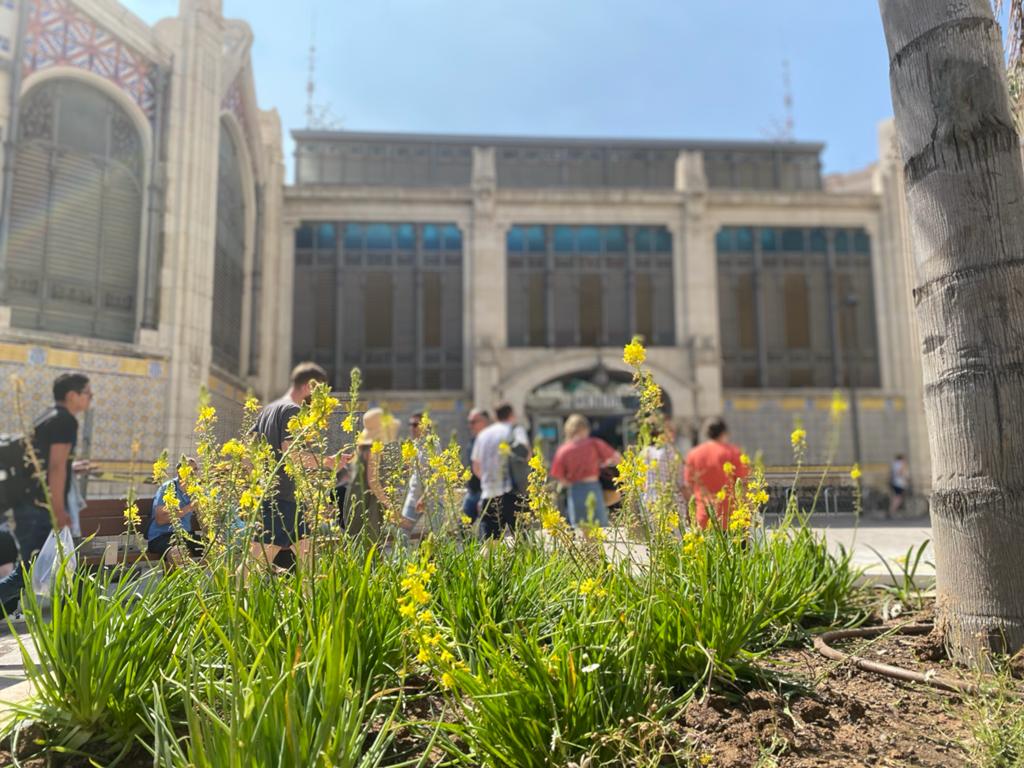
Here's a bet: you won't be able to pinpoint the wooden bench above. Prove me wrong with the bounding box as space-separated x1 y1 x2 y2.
77 497 160 568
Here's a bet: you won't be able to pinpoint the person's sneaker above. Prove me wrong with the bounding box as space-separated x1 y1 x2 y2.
4 609 24 623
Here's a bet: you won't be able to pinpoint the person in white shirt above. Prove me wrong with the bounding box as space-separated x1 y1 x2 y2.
889 454 909 519
471 402 529 540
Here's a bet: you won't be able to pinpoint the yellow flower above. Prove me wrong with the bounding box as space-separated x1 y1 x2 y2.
715 488 727 502
790 428 807 448
722 461 735 476
341 414 355 433
830 391 849 420
123 502 141 528
577 578 608 598
460 515 472 525
162 484 180 514
740 453 750 466
498 441 511 457
623 337 646 367
371 440 384 455
198 405 216 423
178 462 193 483
244 397 260 413
220 439 246 459
850 464 862 481
151 452 169 484
401 440 418 464
440 672 456 689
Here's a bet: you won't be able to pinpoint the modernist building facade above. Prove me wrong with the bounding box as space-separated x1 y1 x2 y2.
284 129 930 487
0 0 930 495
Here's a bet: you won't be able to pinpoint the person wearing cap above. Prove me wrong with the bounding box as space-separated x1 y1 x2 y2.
344 407 400 541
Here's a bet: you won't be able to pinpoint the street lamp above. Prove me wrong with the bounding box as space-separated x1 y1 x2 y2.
844 293 864 491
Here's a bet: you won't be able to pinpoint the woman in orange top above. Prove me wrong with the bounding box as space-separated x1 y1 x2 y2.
550 414 621 527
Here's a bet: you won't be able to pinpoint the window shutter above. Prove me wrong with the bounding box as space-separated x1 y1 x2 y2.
7 143 50 329
211 122 246 373
45 152 103 336
96 163 142 341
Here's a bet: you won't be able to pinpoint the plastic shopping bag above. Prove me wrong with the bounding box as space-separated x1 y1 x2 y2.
31 527 77 598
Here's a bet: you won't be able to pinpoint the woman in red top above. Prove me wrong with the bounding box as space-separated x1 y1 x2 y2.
550 414 622 527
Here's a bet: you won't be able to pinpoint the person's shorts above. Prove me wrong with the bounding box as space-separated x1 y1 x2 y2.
891 485 905 496
259 499 307 548
147 531 204 559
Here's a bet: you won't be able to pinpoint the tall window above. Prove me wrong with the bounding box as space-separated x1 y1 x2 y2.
507 225 675 348
716 226 880 389
6 79 143 342
211 121 247 374
292 222 464 390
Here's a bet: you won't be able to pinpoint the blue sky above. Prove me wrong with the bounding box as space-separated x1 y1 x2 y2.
123 1 900 180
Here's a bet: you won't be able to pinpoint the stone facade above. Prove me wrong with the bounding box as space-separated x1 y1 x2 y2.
0 0 932 501
0 0 285 499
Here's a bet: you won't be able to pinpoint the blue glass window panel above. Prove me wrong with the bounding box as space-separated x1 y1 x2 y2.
735 227 753 252
526 225 546 253
553 226 575 252
781 228 805 251
834 230 850 253
366 223 393 249
295 224 314 249
506 226 525 252
423 224 441 250
715 227 733 252
809 228 827 252
635 227 653 252
577 226 600 252
396 223 415 249
761 228 778 252
853 230 870 254
343 223 363 249
316 223 336 250
654 228 672 253
604 226 626 252
443 224 462 250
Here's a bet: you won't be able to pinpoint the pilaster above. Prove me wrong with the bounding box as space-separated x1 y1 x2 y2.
470 145 504 405
158 4 225 454
676 151 722 418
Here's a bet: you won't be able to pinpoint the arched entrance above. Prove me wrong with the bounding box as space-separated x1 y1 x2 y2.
525 363 672 460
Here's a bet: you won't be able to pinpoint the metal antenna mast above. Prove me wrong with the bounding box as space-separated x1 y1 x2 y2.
306 11 316 128
782 58 795 141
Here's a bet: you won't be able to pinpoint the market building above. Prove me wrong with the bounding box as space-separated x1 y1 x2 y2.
0 0 930 497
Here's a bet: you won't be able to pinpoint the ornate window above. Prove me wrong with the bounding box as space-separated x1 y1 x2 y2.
507 225 675 348
292 222 464 391
716 226 880 389
6 79 144 342
211 120 247 374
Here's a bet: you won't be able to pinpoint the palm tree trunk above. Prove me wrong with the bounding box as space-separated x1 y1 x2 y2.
879 0 1024 664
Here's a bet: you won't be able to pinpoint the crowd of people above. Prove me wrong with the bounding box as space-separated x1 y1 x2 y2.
0 363 914 614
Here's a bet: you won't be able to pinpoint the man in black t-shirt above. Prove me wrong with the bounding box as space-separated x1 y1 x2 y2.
0 372 93 616
247 362 350 572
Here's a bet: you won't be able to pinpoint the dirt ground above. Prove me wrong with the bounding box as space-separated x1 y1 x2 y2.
0 615 989 767
681 624 971 767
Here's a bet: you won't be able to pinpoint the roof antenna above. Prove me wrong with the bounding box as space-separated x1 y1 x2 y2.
782 58 795 141
306 10 317 129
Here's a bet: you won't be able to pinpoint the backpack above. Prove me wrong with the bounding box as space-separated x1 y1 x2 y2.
505 425 531 494
0 433 34 512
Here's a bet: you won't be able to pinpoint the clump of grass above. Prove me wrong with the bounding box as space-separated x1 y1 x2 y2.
961 665 1024 768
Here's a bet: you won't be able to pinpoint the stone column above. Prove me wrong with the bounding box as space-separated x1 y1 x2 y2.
676 151 722 419
470 146 504 406
257 108 285 400
157 0 225 454
273 216 297 396
875 118 931 491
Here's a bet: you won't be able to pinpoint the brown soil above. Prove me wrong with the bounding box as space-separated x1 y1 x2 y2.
0 617 986 767
682 628 971 767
